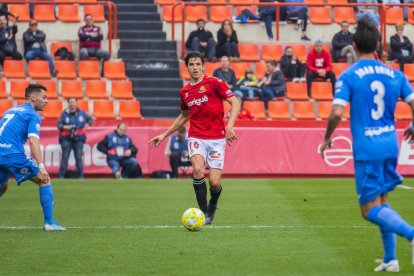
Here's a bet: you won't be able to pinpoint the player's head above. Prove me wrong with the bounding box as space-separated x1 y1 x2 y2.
184 52 204 80
220 56 230 70
116 123 127 136
177 126 186 139
25 83 48 111
265 60 277 72
314 39 324 54
353 19 380 55
68 97 77 112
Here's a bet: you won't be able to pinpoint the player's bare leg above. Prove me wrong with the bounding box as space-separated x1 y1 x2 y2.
0 182 8 197
205 168 223 224
191 155 208 214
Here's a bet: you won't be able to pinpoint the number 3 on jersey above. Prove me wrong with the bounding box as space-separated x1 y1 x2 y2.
0 114 15 136
370 80 385 120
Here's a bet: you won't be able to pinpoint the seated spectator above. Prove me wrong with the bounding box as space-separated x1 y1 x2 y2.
237 68 262 100
185 19 216 61
259 0 277 41
306 39 336 96
282 0 310 41
357 0 380 27
390 24 414 71
78 14 110 61
97 123 142 179
332 21 357 64
216 20 240 61
164 127 191 179
258 60 286 109
213 56 242 96
280 46 306 82
379 50 394 64
23 20 59 77
0 14 22 66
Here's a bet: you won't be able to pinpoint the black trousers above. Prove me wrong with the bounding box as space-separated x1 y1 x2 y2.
282 62 306 79
169 152 191 178
306 71 336 97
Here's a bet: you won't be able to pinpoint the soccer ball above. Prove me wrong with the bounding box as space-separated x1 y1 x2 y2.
182 208 205 231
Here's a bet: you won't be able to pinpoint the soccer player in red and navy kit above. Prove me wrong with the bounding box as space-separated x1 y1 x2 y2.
149 52 240 224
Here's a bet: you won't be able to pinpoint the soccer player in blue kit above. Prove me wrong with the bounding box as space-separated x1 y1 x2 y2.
320 20 414 272
0 84 66 231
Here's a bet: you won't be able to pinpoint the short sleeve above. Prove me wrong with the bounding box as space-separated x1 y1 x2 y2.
28 114 41 140
213 77 234 99
400 75 414 103
333 74 351 107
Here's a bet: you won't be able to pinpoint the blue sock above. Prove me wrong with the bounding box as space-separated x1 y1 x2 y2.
368 205 414 242
380 204 397 263
39 184 54 224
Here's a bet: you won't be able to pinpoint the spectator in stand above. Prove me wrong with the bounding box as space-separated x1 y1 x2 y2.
403 0 413 21
186 19 217 61
57 98 93 179
164 127 191 179
259 0 277 41
213 56 243 96
237 68 262 100
390 24 414 71
227 95 254 120
0 14 22 66
216 20 240 61
331 20 357 64
283 0 310 41
306 39 336 97
280 46 306 82
258 60 286 110
97 123 142 179
78 14 110 61
23 20 59 77
357 0 380 27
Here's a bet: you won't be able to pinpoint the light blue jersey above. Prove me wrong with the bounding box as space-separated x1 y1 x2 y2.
334 59 414 161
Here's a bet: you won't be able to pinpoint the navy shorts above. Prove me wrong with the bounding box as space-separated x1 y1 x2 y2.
0 156 40 185
354 157 403 206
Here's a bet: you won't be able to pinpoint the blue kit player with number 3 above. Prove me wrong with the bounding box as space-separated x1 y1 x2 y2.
0 84 66 231
320 20 414 272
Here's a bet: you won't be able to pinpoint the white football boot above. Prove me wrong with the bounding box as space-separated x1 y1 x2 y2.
374 260 399 272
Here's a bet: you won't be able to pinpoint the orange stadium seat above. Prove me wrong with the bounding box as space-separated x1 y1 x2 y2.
83 5 106 22
286 82 308 100
333 7 356 24
305 0 324 3
186 6 208 22
85 80 107 99
229 0 254 3
268 101 291 119
55 60 76 79
317 101 332 119
395 101 412 120
93 100 115 118
387 63 399 70
255 62 267 78
162 5 183 22
386 8 404 24
311 82 333 100
0 80 6 98
58 4 80 22
291 45 307 62
231 63 252 79
119 101 142 119
210 6 231 22
43 100 63 118
61 80 83 99
76 0 98 3
180 61 190 80
223 101 231 117
29 60 51 79
77 100 90 112
8 4 31 22
0 100 13 117
209 0 226 3
156 0 175 4
51 42 73 58
36 80 58 99
205 62 219 76
34 5 56 22
243 101 266 119
4 60 26 78
332 63 349 77
79 61 101 79
239 44 260 62
404 64 414 81
327 0 348 3
408 8 414 24
55 0 75 3
111 80 134 99
309 8 331 24
262 44 283 61
293 101 315 119
104 61 127 79
10 80 30 99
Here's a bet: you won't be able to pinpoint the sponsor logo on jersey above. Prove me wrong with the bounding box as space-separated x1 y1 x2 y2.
187 95 209 107
199 86 206 93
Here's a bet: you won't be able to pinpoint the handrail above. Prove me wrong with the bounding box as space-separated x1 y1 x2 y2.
170 2 414 58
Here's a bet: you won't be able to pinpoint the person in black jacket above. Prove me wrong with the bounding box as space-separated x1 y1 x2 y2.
185 18 217 61
390 23 414 71
23 20 58 76
258 60 286 109
0 14 22 66
213 56 243 97
280 46 306 82
216 20 240 61
331 20 357 63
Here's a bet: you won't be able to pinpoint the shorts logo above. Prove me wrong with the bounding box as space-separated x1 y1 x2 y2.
318 136 353 167
20 167 29 174
199 86 206 93
209 151 221 159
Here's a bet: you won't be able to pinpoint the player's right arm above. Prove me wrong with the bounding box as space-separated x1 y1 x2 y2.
148 111 189 147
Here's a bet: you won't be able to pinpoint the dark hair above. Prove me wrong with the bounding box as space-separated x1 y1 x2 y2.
25 84 47 99
117 123 127 129
353 19 380 54
221 19 233 30
84 13 93 19
68 97 77 102
177 126 186 134
184 52 205 66
196 18 205 24
340 20 349 26
265 60 277 67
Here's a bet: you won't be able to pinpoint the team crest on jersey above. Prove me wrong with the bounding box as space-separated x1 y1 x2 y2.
185 92 189 98
199 86 206 93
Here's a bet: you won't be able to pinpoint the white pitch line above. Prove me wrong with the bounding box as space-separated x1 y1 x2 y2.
398 185 414 190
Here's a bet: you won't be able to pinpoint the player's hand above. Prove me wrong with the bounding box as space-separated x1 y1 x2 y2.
40 168 50 184
148 134 166 147
404 125 414 144
226 127 238 146
319 139 332 158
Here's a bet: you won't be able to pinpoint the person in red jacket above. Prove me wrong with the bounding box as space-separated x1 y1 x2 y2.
306 39 336 97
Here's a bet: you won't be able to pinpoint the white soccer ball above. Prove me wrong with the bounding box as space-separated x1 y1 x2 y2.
182 208 205 231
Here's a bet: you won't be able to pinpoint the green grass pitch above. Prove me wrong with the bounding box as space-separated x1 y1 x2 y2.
1 178 414 275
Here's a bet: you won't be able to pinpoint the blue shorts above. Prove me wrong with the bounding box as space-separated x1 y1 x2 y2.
354 158 403 206
0 156 40 185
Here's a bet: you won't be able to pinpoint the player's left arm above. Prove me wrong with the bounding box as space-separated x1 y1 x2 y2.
225 96 241 146
28 116 49 184
400 75 414 143
403 100 414 143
